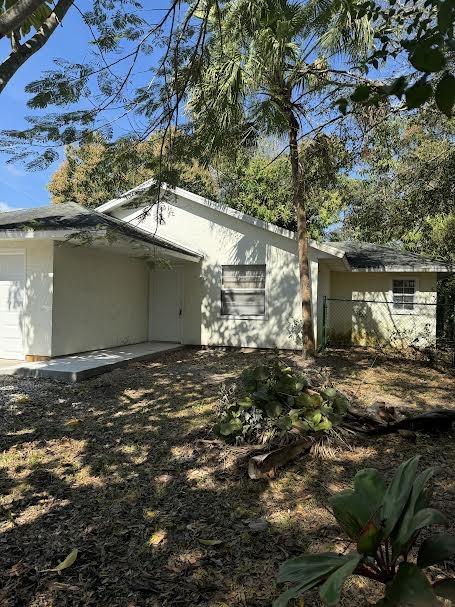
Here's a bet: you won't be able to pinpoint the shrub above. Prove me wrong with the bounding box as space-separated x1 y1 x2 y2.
214 361 348 444
274 455 455 606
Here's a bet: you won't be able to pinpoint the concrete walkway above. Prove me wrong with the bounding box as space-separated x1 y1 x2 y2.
0 342 183 382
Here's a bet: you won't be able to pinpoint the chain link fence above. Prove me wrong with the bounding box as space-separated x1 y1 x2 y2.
321 297 455 366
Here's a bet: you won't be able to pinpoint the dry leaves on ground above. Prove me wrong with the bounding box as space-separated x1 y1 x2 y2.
0 347 454 606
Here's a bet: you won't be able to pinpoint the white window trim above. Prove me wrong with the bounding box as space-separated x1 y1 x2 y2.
219 265 267 320
390 277 419 315
220 314 268 320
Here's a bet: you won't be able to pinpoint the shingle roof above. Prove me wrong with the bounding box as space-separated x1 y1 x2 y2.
0 202 201 259
1 204 449 271
328 241 450 270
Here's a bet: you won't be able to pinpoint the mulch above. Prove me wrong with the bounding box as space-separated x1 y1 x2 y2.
1 348 454 606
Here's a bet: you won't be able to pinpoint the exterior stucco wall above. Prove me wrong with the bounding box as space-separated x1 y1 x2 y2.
328 271 438 346
0 240 53 358
114 196 314 350
52 244 149 356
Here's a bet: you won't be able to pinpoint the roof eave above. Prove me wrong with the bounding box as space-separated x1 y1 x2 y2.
151 245 202 263
349 265 451 272
0 228 104 240
0 226 202 262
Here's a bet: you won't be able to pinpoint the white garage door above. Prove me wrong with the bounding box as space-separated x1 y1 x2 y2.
0 251 25 359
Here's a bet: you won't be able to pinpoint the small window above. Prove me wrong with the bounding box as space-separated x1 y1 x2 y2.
393 279 415 310
221 265 266 317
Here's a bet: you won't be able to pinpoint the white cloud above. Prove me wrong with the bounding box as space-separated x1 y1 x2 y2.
4 165 26 177
0 202 16 212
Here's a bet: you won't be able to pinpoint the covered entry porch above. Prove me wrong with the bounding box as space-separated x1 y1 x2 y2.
51 229 202 359
0 202 203 361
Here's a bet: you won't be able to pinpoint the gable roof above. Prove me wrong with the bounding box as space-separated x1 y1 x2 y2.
1 201 449 273
97 179 300 239
95 180 348 260
0 202 202 260
328 241 451 272
96 180 451 273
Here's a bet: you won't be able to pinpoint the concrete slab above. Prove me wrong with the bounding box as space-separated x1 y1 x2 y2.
0 359 22 369
0 342 183 382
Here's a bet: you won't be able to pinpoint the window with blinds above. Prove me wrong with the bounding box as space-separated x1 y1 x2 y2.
221 265 266 317
392 279 416 310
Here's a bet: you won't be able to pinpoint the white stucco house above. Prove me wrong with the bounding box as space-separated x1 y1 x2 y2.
0 181 451 362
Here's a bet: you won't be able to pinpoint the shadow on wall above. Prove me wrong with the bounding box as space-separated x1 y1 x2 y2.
326 298 437 349
199 235 300 350
131 194 305 350
8 271 52 358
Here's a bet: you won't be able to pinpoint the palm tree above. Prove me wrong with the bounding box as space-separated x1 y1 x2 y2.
186 0 371 355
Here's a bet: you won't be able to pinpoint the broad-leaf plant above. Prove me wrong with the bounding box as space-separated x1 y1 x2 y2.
274 456 455 606
214 362 348 444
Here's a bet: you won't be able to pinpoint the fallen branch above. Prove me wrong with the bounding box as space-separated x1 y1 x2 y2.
246 407 455 479
248 437 313 479
364 408 455 436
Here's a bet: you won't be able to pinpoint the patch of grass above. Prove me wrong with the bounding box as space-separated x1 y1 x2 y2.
0 448 49 471
8 481 33 501
11 393 31 404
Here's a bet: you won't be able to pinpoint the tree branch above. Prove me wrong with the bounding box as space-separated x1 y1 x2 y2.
0 0 73 94
0 0 46 38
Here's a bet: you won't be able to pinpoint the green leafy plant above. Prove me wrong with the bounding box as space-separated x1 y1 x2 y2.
274 456 455 606
214 361 348 444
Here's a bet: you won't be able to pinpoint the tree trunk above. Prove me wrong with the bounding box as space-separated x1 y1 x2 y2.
288 110 315 356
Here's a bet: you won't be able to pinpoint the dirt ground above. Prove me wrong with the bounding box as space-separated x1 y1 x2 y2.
1 347 454 607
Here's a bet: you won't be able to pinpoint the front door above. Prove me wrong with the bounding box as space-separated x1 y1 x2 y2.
149 269 182 343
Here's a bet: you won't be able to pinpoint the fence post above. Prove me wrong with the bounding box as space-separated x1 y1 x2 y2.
452 304 455 368
322 296 328 351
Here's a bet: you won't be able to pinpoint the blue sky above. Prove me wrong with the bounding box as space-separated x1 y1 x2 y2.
0 1 168 211
0 2 94 210
0 4 395 213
